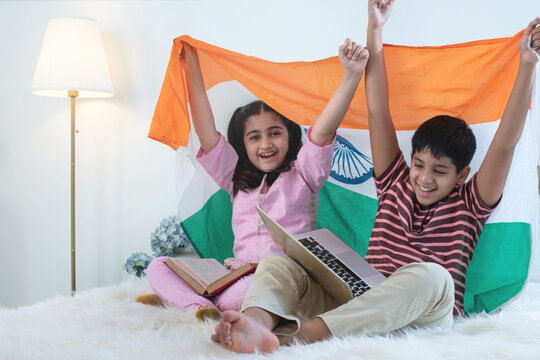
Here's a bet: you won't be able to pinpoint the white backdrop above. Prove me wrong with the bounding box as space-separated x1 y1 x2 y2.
1 0 539 308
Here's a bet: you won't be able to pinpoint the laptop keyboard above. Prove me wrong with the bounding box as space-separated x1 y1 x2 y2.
298 236 371 297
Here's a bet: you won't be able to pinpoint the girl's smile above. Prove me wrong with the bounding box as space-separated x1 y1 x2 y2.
243 112 289 173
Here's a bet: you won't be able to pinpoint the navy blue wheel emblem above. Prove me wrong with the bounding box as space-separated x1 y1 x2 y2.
330 134 373 184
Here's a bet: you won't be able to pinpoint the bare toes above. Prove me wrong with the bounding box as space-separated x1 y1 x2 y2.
220 322 230 338
210 333 220 343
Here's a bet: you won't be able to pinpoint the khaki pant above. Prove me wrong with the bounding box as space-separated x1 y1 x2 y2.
241 254 454 337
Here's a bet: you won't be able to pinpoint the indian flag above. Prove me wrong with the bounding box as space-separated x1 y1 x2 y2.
150 33 537 314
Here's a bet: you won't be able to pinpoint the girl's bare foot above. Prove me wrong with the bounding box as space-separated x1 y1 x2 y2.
210 310 279 353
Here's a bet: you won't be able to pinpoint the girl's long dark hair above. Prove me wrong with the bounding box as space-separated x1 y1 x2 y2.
227 101 302 196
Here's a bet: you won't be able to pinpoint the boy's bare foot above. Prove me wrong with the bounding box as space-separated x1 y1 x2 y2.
210 310 279 354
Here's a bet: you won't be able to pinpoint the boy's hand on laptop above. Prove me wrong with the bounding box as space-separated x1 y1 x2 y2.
521 17 540 64
368 0 395 29
224 258 247 270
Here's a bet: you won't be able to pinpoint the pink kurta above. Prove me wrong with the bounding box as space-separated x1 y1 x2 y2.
147 128 335 311
197 128 336 264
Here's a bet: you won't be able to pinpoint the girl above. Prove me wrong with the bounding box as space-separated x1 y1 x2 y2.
145 39 369 320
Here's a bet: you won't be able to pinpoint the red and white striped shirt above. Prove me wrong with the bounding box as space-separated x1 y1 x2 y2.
365 152 496 316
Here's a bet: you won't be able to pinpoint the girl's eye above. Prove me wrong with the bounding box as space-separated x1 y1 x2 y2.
270 131 281 137
249 135 260 141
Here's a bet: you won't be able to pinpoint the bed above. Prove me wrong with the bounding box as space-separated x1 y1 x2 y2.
1 278 539 359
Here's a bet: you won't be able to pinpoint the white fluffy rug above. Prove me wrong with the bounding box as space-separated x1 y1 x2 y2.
1 279 539 360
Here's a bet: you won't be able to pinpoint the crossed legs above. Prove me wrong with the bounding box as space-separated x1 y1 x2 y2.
212 255 454 354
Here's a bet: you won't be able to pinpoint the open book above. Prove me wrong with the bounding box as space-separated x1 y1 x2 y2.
165 258 257 296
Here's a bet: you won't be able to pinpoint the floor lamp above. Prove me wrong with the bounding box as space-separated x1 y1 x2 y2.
31 17 114 295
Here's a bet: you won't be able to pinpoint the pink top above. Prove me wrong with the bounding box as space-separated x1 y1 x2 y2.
197 128 335 263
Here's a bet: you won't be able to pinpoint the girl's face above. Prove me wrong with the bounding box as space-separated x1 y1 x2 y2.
243 111 290 173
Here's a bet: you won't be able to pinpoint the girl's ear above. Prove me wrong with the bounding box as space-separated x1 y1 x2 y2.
456 166 471 185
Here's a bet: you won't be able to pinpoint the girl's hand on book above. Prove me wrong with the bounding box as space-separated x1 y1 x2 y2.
224 258 247 270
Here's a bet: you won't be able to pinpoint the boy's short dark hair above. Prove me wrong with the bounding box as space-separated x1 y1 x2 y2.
411 115 476 172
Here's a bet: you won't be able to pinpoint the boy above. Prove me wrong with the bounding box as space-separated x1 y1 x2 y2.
211 1 540 354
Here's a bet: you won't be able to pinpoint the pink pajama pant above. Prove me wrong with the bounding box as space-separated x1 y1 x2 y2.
146 256 254 311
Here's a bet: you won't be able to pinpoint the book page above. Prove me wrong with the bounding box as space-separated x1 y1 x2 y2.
178 259 231 287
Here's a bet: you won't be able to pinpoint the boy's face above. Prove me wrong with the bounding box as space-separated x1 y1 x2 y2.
410 150 470 206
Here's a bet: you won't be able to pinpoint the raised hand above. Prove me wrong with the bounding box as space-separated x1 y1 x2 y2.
520 17 540 64
368 0 395 28
309 38 368 146
179 41 201 73
339 38 369 74
179 40 220 153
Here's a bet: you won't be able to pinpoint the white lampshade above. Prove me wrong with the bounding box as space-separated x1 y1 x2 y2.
32 17 114 98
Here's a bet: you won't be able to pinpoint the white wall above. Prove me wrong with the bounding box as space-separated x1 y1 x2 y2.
1 0 539 308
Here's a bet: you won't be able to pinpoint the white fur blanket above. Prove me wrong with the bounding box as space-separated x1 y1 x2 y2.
1 278 539 360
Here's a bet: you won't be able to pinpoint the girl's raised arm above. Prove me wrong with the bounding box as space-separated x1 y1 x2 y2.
310 39 369 146
181 42 220 153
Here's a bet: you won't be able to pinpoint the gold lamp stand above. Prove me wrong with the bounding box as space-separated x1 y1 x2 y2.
69 90 78 295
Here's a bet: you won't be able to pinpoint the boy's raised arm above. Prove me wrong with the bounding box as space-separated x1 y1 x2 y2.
366 0 399 177
310 39 369 146
181 42 220 154
476 18 540 207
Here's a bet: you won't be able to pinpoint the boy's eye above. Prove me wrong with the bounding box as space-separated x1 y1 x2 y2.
414 163 423 169
434 170 446 175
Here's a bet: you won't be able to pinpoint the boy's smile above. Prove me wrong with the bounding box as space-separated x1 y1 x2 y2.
410 150 470 206
243 112 289 173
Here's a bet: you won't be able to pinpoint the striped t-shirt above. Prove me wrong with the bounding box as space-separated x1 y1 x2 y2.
365 152 496 316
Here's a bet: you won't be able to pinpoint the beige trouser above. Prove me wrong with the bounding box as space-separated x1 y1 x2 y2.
241 254 455 337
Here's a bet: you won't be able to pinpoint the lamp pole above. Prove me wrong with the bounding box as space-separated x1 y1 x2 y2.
69 90 78 296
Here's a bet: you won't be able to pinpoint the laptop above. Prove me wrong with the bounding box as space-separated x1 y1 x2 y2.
256 206 386 302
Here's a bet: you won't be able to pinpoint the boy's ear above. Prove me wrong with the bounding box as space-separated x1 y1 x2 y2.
456 166 471 185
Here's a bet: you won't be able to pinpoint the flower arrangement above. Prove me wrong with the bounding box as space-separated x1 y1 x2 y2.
124 215 191 277
150 215 189 257
123 252 153 278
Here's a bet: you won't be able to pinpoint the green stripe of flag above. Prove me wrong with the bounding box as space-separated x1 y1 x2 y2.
464 222 530 313
317 182 377 256
181 189 234 263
